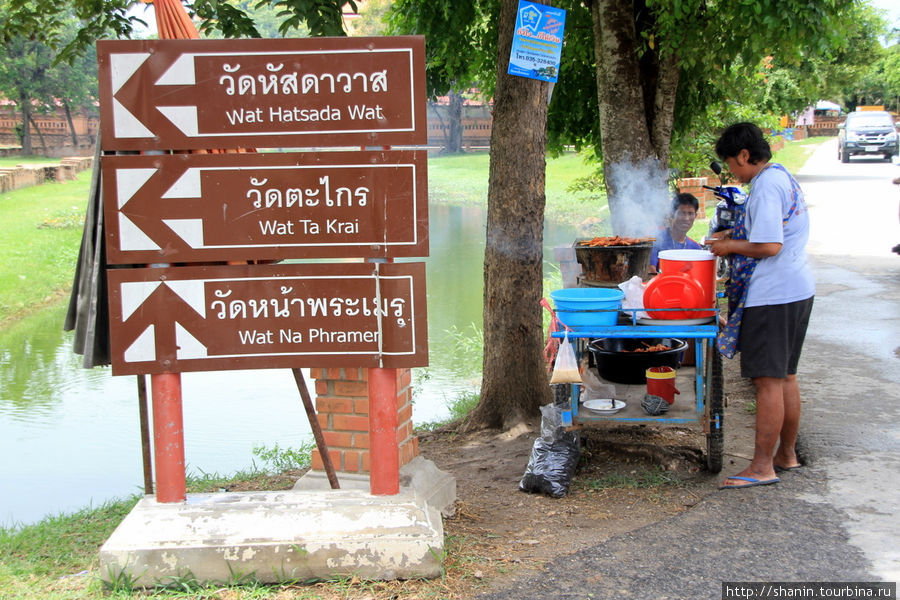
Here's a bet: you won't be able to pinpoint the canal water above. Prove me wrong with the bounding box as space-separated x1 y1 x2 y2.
0 203 576 527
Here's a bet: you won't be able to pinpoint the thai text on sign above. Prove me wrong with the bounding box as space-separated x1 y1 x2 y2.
107 262 427 375
97 37 427 150
102 150 428 263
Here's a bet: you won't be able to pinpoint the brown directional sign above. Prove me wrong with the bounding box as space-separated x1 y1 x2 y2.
102 150 428 263
97 37 426 150
107 262 427 375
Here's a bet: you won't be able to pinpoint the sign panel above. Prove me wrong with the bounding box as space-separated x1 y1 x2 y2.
97 37 426 150
102 150 428 263
508 1 566 83
107 262 427 375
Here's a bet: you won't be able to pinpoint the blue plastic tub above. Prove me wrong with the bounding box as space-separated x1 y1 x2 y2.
550 288 625 329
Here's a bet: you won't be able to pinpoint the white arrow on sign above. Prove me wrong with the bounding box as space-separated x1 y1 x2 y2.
110 53 154 139
120 279 209 363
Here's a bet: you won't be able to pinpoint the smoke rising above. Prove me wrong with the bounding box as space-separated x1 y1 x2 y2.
606 156 672 237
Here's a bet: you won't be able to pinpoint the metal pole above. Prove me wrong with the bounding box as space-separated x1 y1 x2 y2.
368 367 399 495
136 375 154 495
150 372 186 503
291 368 340 489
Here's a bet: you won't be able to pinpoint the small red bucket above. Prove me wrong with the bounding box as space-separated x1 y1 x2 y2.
646 366 679 404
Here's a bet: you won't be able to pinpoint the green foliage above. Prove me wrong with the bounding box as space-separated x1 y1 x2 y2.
266 0 354 37
194 0 263 38
387 0 500 98
350 0 392 36
0 0 136 64
251 440 314 472
840 27 900 111
0 0 353 65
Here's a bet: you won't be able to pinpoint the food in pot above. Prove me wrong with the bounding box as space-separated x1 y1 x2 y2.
626 343 672 353
578 235 656 247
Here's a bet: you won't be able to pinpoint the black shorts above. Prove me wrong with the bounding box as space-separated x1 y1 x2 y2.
739 297 814 379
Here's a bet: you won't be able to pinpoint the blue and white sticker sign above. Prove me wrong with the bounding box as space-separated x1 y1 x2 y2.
507 1 566 83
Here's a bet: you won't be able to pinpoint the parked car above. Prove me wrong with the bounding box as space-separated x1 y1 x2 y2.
837 111 898 163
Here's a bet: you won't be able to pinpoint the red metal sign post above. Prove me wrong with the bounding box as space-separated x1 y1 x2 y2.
150 372 186 502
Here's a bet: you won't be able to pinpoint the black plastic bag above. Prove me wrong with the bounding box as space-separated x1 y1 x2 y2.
518 404 581 498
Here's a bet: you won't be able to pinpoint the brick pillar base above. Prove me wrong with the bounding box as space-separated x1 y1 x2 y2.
308 367 418 474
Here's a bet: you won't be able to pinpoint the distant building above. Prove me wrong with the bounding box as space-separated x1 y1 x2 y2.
0 100 98 154
426 95 493 150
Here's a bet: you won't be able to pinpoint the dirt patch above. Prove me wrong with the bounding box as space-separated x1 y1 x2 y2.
417 357 759 589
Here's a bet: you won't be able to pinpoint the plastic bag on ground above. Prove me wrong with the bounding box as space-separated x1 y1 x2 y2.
519 404 581 498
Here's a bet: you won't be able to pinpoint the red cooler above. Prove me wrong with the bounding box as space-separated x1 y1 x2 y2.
643 249 716 320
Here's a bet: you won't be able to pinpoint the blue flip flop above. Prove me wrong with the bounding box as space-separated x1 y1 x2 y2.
719 476 780 490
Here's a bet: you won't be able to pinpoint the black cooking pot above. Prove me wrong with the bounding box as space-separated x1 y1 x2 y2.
588 337 687 384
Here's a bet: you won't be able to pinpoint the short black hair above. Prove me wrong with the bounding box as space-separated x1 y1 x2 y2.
672 192 699 213
715 122 772 164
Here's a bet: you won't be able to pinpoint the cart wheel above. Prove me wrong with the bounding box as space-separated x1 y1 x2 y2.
706 349 725 473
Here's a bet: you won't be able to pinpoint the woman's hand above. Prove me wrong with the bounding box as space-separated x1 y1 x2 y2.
707 237 733 257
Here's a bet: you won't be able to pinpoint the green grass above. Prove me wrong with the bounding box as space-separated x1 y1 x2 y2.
0 170 91 324
0 155 63 167
772 136 830 173
427 150 604 225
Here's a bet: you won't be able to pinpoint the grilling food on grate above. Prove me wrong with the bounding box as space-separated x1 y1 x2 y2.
579 236 656 247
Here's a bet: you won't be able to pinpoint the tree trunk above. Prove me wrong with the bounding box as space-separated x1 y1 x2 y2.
64 102 79 147
429 100 448 149
27 112 48 155
462 0 553 432
592 0 674 235
19 95 32 155
446 91 464 154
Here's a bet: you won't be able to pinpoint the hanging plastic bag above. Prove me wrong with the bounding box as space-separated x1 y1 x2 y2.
549 332 582 384
618 275 649 320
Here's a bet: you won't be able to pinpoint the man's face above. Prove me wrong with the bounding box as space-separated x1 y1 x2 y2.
724 149 756 184
671 204 697 236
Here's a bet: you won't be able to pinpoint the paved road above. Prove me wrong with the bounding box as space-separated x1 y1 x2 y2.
480 139 900 599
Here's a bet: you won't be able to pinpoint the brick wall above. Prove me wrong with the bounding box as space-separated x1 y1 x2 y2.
0 156 93 193
676 177 713 213
308 367 418 474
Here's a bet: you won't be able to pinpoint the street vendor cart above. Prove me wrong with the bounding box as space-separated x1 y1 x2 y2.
550 241 725 473
551 310 724 473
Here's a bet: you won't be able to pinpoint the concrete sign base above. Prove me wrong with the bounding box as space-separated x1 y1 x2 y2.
99 489 444 588
294 456 457 517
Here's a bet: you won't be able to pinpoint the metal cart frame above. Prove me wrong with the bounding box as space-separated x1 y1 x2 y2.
551 309 724 473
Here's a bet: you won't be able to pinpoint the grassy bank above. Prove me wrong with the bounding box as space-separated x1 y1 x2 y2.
0 170 91 326
0 156 64 167
428 150 604 226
